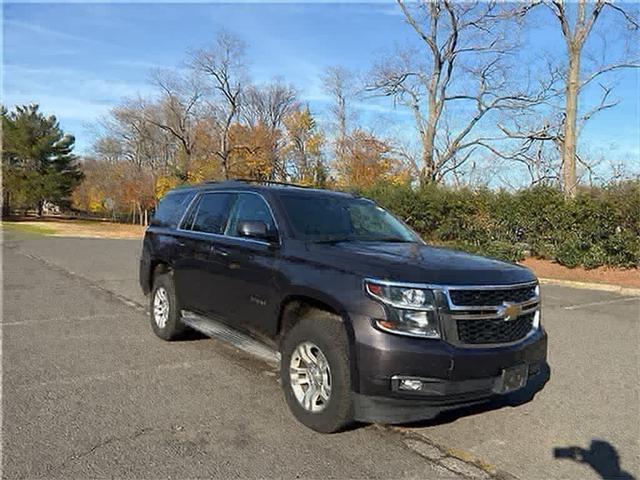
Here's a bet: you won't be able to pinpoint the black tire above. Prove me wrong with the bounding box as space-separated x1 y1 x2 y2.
149 272 187 341
280 311 354 433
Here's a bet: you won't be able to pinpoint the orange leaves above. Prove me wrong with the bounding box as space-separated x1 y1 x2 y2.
283 108 325 184
228 122 280 179
155 175 180 200
336 130 407 189
72 159 156 214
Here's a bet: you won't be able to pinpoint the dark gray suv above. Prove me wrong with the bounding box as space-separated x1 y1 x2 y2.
140 180 549 432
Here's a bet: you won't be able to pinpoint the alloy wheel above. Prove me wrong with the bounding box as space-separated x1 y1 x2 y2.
289 342 332 412
153 287 170 329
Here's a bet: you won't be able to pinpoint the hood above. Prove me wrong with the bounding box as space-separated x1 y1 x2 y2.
305 241 535 286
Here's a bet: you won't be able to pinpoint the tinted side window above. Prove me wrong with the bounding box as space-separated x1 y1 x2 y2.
151 191 192 228
226 193 277 237
280 194 352 237
179 195 201 230
191 193 235 234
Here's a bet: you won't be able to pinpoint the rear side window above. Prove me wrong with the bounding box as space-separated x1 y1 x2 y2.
150 191 193 228
190 193 235 235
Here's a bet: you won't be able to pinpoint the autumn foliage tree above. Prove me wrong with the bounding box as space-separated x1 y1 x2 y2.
72 158 155 222
283 107 326 185
336 130 407 189
227 122 279 180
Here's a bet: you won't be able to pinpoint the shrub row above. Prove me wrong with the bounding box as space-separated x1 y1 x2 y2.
360 181 640 269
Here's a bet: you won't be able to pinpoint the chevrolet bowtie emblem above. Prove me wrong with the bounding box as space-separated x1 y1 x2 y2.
498 302 522 322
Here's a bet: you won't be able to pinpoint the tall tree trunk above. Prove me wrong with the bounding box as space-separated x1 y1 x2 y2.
562 48 581 199
420 122 437 186
37 199 44 217
337 95 347 165
221 130 231 180
2 190 11 217
182 151 192 182
221 154 230 180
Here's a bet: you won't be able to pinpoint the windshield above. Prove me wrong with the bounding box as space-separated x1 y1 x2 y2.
279 193 421 243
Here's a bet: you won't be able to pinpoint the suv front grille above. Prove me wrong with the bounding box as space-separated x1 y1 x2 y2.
456 312 536 345
444 282 540 346
449 285 537 307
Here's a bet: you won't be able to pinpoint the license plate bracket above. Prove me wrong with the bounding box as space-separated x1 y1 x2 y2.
495 364 529 394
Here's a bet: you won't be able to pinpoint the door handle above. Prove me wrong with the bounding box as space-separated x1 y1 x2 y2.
211 246 229 257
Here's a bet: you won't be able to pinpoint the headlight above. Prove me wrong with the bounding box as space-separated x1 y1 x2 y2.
365 281 440 338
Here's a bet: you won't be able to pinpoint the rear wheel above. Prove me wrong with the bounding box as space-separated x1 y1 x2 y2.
150 272 186 341
280 311 354 433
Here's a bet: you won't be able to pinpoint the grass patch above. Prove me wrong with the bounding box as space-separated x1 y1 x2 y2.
1 222 57 235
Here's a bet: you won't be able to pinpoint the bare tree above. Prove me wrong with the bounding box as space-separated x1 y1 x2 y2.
242 81 298 130
98 101 178 173
534 0 639 198
495 2 639 194
321 66 357 163
140 69 204 179
189 31 247 179
368 0 550 185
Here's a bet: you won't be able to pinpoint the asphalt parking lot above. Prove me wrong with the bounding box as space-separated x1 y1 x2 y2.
3 232 639 479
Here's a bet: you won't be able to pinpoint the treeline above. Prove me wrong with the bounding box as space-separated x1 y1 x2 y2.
73 0 638 218
72 32 408 220
363 181 640 269
3 1 639 269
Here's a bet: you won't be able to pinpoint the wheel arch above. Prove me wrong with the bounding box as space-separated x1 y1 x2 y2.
145 260 172 293
276 293 360 392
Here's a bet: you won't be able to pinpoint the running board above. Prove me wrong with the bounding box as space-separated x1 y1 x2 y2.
181 310 280 366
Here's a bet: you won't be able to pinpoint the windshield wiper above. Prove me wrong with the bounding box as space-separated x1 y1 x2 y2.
312 237 415 244
364 237 415 243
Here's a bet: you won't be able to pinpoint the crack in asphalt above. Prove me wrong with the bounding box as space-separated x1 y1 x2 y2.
384 426 518 480
38 428 156 478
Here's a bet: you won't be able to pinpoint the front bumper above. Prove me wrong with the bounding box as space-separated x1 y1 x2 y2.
353 362 549 423
350 313 549 423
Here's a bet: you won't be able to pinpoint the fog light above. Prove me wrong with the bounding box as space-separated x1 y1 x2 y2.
398 378 423 391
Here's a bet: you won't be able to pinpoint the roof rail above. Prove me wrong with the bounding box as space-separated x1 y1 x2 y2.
202 179 244 185
230 178 314 189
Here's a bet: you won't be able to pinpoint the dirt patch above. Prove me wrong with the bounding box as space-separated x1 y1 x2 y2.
2 220 145 240
520 257 640 289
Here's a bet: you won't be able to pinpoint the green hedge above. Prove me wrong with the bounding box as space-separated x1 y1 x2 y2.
360 180 640 269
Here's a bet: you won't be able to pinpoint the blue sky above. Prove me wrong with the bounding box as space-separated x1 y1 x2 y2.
3 1 639 171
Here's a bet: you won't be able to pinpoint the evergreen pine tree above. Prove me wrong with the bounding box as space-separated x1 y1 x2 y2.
2 104 83 216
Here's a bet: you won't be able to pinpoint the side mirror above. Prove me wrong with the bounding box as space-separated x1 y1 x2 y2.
237 221 276 242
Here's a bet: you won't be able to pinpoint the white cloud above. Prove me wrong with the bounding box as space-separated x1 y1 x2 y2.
3 64 153 129
5 19 112 47
2 93 111 122
4 64 152 103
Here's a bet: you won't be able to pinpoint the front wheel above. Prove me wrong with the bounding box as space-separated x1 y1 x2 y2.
149 272 187 341
280 312 354 433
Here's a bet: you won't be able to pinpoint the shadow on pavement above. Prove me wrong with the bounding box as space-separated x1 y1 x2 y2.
553 440 635 480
